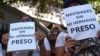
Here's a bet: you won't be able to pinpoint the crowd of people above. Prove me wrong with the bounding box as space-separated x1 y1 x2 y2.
0 0 100 56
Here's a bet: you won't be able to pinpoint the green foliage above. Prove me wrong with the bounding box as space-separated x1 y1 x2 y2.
98 20 100 24
37 0 49 13
0 0 64 13
85 0 100 14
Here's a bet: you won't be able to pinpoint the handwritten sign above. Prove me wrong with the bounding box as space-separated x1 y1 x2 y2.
7 22 36 52
63 4 100 40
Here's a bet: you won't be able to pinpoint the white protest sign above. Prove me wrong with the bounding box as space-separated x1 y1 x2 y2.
0 44 3 56
63 4 100 40
7 22 36 52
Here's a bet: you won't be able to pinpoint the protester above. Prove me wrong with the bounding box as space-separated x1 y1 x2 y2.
0 43 3 56
56 0 100 56
47 23 59 56
2 33 12 56
56 0 83 56
2 15 51 56
64 31 100 56
0 23 5 56
55 25 68 56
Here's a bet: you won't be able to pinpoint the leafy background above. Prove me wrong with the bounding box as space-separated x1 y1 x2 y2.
0 0 100 22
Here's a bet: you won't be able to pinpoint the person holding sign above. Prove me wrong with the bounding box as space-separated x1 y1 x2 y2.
2 32 51 56
0 23 6 56
56 0 83 56
47 23 59 56
2 15 51 56
0 43 3 56
56 0 100 56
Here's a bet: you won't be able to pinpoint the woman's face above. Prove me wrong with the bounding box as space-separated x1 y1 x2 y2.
20 16 32 22
48 27 59 40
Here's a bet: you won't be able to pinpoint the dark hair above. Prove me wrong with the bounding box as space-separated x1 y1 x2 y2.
61 25 67 30
63 0 83 8
20 15 34 21
47 23 54 30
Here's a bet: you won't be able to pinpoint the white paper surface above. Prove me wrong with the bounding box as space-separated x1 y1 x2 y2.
7 22 36 52
63 4 100 40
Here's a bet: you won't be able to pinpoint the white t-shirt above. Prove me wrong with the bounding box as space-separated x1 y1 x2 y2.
55 32 67 47
13 37 51 56
55 32 68 52
13 51 29 56
32 37 51 56
0 43 3 56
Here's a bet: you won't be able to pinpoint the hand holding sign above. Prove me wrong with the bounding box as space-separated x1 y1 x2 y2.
65 37 76 52
35 31 44 44
2 33 9 46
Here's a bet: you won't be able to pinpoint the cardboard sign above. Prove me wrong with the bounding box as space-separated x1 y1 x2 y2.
63 4 100 40
7 22 36 52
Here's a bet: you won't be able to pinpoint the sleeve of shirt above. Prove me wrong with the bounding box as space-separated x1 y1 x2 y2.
0 43 3 56
55 32 66 47
44 37 51 51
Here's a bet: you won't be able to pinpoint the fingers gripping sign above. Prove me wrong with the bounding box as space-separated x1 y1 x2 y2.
2 33 9 46
65 36 76 53
35 32 44 43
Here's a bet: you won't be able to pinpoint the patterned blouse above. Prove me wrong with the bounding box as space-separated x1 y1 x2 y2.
73 37 100 56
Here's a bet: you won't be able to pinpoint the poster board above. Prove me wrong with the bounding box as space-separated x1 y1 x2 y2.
7 22 36 52
63 4 100 40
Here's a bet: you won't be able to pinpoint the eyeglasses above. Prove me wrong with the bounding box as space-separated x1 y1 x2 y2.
19 18 32 22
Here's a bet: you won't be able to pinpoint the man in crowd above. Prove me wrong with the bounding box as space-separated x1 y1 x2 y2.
2 15 51 56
